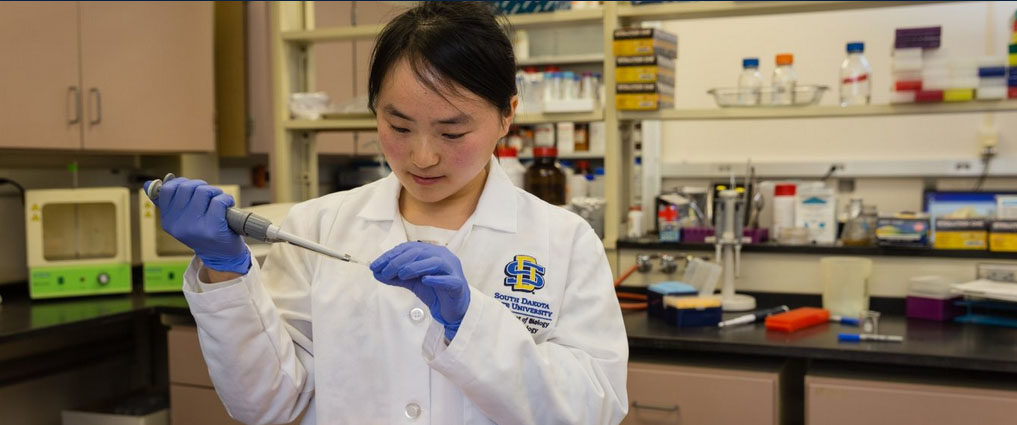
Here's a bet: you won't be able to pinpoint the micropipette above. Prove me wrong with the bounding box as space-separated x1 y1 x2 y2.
145 173 367 266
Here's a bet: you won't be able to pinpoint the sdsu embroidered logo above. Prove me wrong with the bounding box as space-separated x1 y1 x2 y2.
504 255 546 293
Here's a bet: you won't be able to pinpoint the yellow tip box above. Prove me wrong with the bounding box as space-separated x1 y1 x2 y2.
616 82 674 111
616 55 676 85
933 218 987 250
990 220 1017 252
612 27 677 58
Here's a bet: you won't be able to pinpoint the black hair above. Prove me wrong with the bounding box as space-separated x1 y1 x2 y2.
367 1 517 116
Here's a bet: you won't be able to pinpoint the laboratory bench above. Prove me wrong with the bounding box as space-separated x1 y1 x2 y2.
617 239 1017 260
5 289 1017 424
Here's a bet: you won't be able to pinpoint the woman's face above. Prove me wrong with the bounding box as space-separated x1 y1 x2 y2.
376 58 515 204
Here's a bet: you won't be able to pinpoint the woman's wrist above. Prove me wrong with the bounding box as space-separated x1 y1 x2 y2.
201 266 244 283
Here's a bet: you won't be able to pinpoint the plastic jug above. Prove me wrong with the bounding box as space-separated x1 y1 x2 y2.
820 257 872 317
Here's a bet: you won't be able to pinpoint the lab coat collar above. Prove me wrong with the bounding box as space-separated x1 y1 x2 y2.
357 156 518 234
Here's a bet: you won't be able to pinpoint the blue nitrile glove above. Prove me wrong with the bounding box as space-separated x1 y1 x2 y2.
371 242 471 341
143 178 251 274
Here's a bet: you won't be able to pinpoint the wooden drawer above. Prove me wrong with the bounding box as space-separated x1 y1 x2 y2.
806 375 1017 425
170 384 243 425
623 361 781 425
167 325 213 387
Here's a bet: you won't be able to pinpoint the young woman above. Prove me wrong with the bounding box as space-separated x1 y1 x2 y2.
151 2 627 424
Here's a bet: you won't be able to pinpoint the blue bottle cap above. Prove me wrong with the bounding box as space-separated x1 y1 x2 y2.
594 167 605 176
559 160 573 168
635 157 642 165
978 66 1007 78
742 58 759 68
847 42 865 53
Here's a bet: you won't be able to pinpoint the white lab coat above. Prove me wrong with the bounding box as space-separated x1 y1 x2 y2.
182 157 629 425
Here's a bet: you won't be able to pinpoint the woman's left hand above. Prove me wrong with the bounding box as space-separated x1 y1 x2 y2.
371 242 471 341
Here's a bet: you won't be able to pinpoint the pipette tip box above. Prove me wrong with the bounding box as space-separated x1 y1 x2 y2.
906 276 962 321
647 282 697 318
765 307 830 333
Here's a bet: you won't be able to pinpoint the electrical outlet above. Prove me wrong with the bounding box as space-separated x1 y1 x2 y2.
977 263 1017 283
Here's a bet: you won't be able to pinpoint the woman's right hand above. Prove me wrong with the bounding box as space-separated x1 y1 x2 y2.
144 177 251 275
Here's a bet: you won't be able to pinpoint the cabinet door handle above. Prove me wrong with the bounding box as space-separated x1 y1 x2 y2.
632 401 680 412
67 86 81 124
88 88 102 125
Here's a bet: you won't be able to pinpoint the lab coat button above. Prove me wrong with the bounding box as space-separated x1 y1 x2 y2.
409 308 425 322
404 403 421 419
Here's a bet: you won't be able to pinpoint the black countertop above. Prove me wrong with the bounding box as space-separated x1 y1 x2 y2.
0 291 189 344
617 239 1017 260
626 310 1017 374
4 290 1017 374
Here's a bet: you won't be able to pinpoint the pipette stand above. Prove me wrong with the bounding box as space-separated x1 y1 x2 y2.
715 189 756 311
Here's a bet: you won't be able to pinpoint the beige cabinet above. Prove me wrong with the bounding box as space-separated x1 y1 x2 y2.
624 361 782 425
806 374 1017 425
168 325 303 425
0 2 83 150
0 2 213 152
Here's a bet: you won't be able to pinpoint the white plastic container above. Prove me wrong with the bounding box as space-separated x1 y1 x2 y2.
773 184 796 242
627 206 644 239
796 186 837 244
496 147 527 188
821 257 872 317
512 30 529 60
534 123 555 147
589 167 606 198
840 42 871 106
556 122 575 154
568 169 589 200
588 121 605 154
890 91 916 103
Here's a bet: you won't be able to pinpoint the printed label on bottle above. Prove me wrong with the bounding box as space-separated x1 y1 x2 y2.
842 74 869 84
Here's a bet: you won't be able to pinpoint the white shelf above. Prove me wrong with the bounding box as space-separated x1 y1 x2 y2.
662 158 1017 179
281 24 386 43
515 110 603 125
619 101 1017 121
517 53 605 67
280 8 604 44
283 109 606 131
506 8 604 27
284 116 376 131
519 151 604 160
617 1 943 21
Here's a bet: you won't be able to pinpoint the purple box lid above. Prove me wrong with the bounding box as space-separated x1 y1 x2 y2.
896 26 942 37
894 39 941 49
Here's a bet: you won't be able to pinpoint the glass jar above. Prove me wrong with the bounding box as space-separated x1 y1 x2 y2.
524 147 566 205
